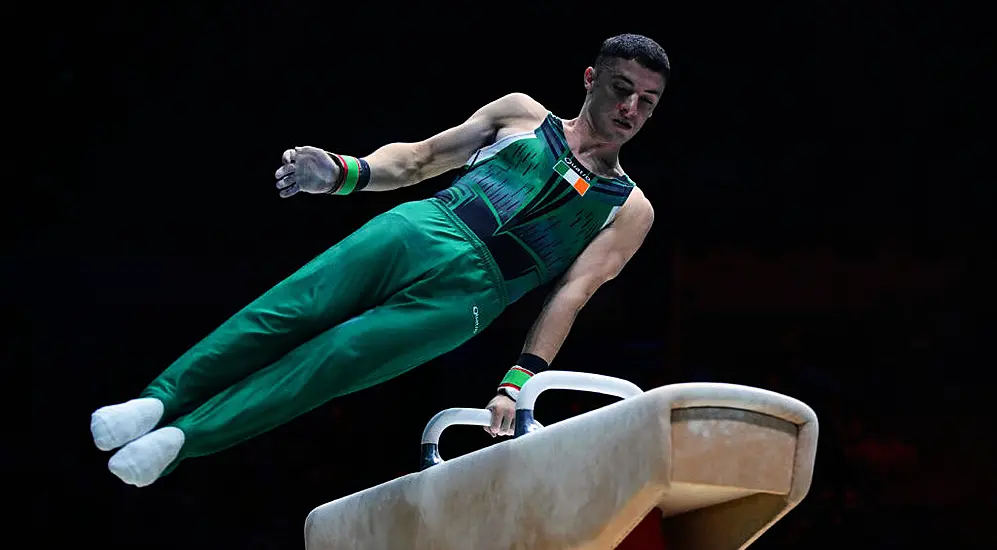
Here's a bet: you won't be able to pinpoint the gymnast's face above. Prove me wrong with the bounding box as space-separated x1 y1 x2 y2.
583 57 666 144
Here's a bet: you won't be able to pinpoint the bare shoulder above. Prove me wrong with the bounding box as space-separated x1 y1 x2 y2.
499 92 548 119
481 92 549 133
620 185 655 229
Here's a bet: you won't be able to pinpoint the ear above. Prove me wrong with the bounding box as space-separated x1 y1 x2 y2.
583 66 596 92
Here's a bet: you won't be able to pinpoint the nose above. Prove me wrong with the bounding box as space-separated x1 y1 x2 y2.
619 94 638 116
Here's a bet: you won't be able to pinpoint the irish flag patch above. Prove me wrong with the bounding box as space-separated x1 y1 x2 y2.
554 159 590 196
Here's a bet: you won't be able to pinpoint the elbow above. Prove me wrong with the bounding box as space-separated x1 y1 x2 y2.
406 141 432 184
384 143 424 188
368 142 424 189
558 288 592 311
556 272 612 309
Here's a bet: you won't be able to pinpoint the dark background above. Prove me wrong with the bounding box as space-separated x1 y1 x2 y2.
24 1 989 548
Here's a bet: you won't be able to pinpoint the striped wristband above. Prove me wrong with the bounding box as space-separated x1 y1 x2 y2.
497 353 549 401
326 154 371 195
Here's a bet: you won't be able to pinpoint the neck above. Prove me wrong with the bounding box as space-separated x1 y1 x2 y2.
562 110 621 170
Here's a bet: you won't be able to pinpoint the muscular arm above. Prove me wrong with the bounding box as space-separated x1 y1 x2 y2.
352 93 545 192
520 188 655 363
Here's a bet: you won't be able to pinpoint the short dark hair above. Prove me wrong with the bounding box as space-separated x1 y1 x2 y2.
595 34 671 81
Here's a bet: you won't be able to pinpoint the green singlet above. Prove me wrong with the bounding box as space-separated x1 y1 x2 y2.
433 112 637 304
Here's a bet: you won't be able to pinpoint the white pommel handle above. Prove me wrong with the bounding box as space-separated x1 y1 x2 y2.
419 408 494 471
421 408 494 445
516 370 643 410
514 370 643 437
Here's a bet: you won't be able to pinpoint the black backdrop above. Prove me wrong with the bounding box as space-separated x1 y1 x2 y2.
23 1 989 548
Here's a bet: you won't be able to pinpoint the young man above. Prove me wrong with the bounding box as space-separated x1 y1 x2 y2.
90 34 670 487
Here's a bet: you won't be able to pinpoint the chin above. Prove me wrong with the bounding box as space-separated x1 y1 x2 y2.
597 122 625 140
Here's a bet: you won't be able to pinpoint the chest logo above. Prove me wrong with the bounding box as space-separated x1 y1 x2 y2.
554 159 590 196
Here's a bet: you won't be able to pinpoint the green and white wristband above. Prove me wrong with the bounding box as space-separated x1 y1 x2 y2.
326 153 371 195
497 353 549 401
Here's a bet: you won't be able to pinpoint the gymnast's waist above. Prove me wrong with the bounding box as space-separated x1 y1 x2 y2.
426 196 543 304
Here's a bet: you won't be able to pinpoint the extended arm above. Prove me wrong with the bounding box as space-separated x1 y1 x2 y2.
276 93 543 197
354 93 544 192
520 188 655 363
488 188 655 423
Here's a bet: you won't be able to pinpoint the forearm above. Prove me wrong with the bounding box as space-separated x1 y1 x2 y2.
339 142 425 192
520 285 591 364
495 282 594 399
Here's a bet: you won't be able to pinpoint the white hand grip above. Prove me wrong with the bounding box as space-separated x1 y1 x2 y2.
514 370 642 437
421 408 494 445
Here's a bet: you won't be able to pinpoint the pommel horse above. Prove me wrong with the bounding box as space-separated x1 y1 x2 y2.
304 371 819 549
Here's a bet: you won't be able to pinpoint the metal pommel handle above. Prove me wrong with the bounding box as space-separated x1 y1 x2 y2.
419 408 493 471
514 370 643 438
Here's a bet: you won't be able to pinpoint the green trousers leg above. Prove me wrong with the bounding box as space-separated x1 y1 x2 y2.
139 200 507 477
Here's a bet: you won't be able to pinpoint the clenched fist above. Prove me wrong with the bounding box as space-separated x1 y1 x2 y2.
484 393 516 437
274 146 341 198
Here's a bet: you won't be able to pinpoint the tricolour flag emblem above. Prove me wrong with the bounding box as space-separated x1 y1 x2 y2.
554 159 590 196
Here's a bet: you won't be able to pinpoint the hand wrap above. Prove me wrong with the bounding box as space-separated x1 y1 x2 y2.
497 353 549 401
325 154 371 195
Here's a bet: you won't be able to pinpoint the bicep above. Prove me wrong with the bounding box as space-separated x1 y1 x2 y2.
561 191 655 296
414 113 497 180
414 93 539 180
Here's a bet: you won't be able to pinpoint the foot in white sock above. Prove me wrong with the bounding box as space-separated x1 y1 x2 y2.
91 397 164 451
108 427 185 487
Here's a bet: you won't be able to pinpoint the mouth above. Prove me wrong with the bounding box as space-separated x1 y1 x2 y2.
612 118 632 130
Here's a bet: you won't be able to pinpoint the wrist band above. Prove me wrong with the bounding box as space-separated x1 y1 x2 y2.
497 353 549 401
326 154 371 195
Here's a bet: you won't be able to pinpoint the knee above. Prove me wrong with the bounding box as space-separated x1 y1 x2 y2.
307 328 365 384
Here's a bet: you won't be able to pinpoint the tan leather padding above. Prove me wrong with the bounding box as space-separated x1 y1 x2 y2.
671 408 797 496
304 382 818 550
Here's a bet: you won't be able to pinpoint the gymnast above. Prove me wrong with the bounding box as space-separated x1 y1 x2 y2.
90 33 670 487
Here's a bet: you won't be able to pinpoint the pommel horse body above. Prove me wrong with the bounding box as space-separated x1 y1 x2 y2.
304 371 819 549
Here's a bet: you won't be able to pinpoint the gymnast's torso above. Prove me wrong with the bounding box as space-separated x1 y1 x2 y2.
432 112 636 304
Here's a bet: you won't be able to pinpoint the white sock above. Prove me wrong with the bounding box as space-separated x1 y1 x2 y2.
108 427 185 487
90 397 164 451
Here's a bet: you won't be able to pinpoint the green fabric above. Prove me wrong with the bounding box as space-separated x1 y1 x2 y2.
433 113 636 304
140 199 507 478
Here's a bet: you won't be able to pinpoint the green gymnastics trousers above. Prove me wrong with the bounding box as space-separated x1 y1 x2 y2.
139 199 509 477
